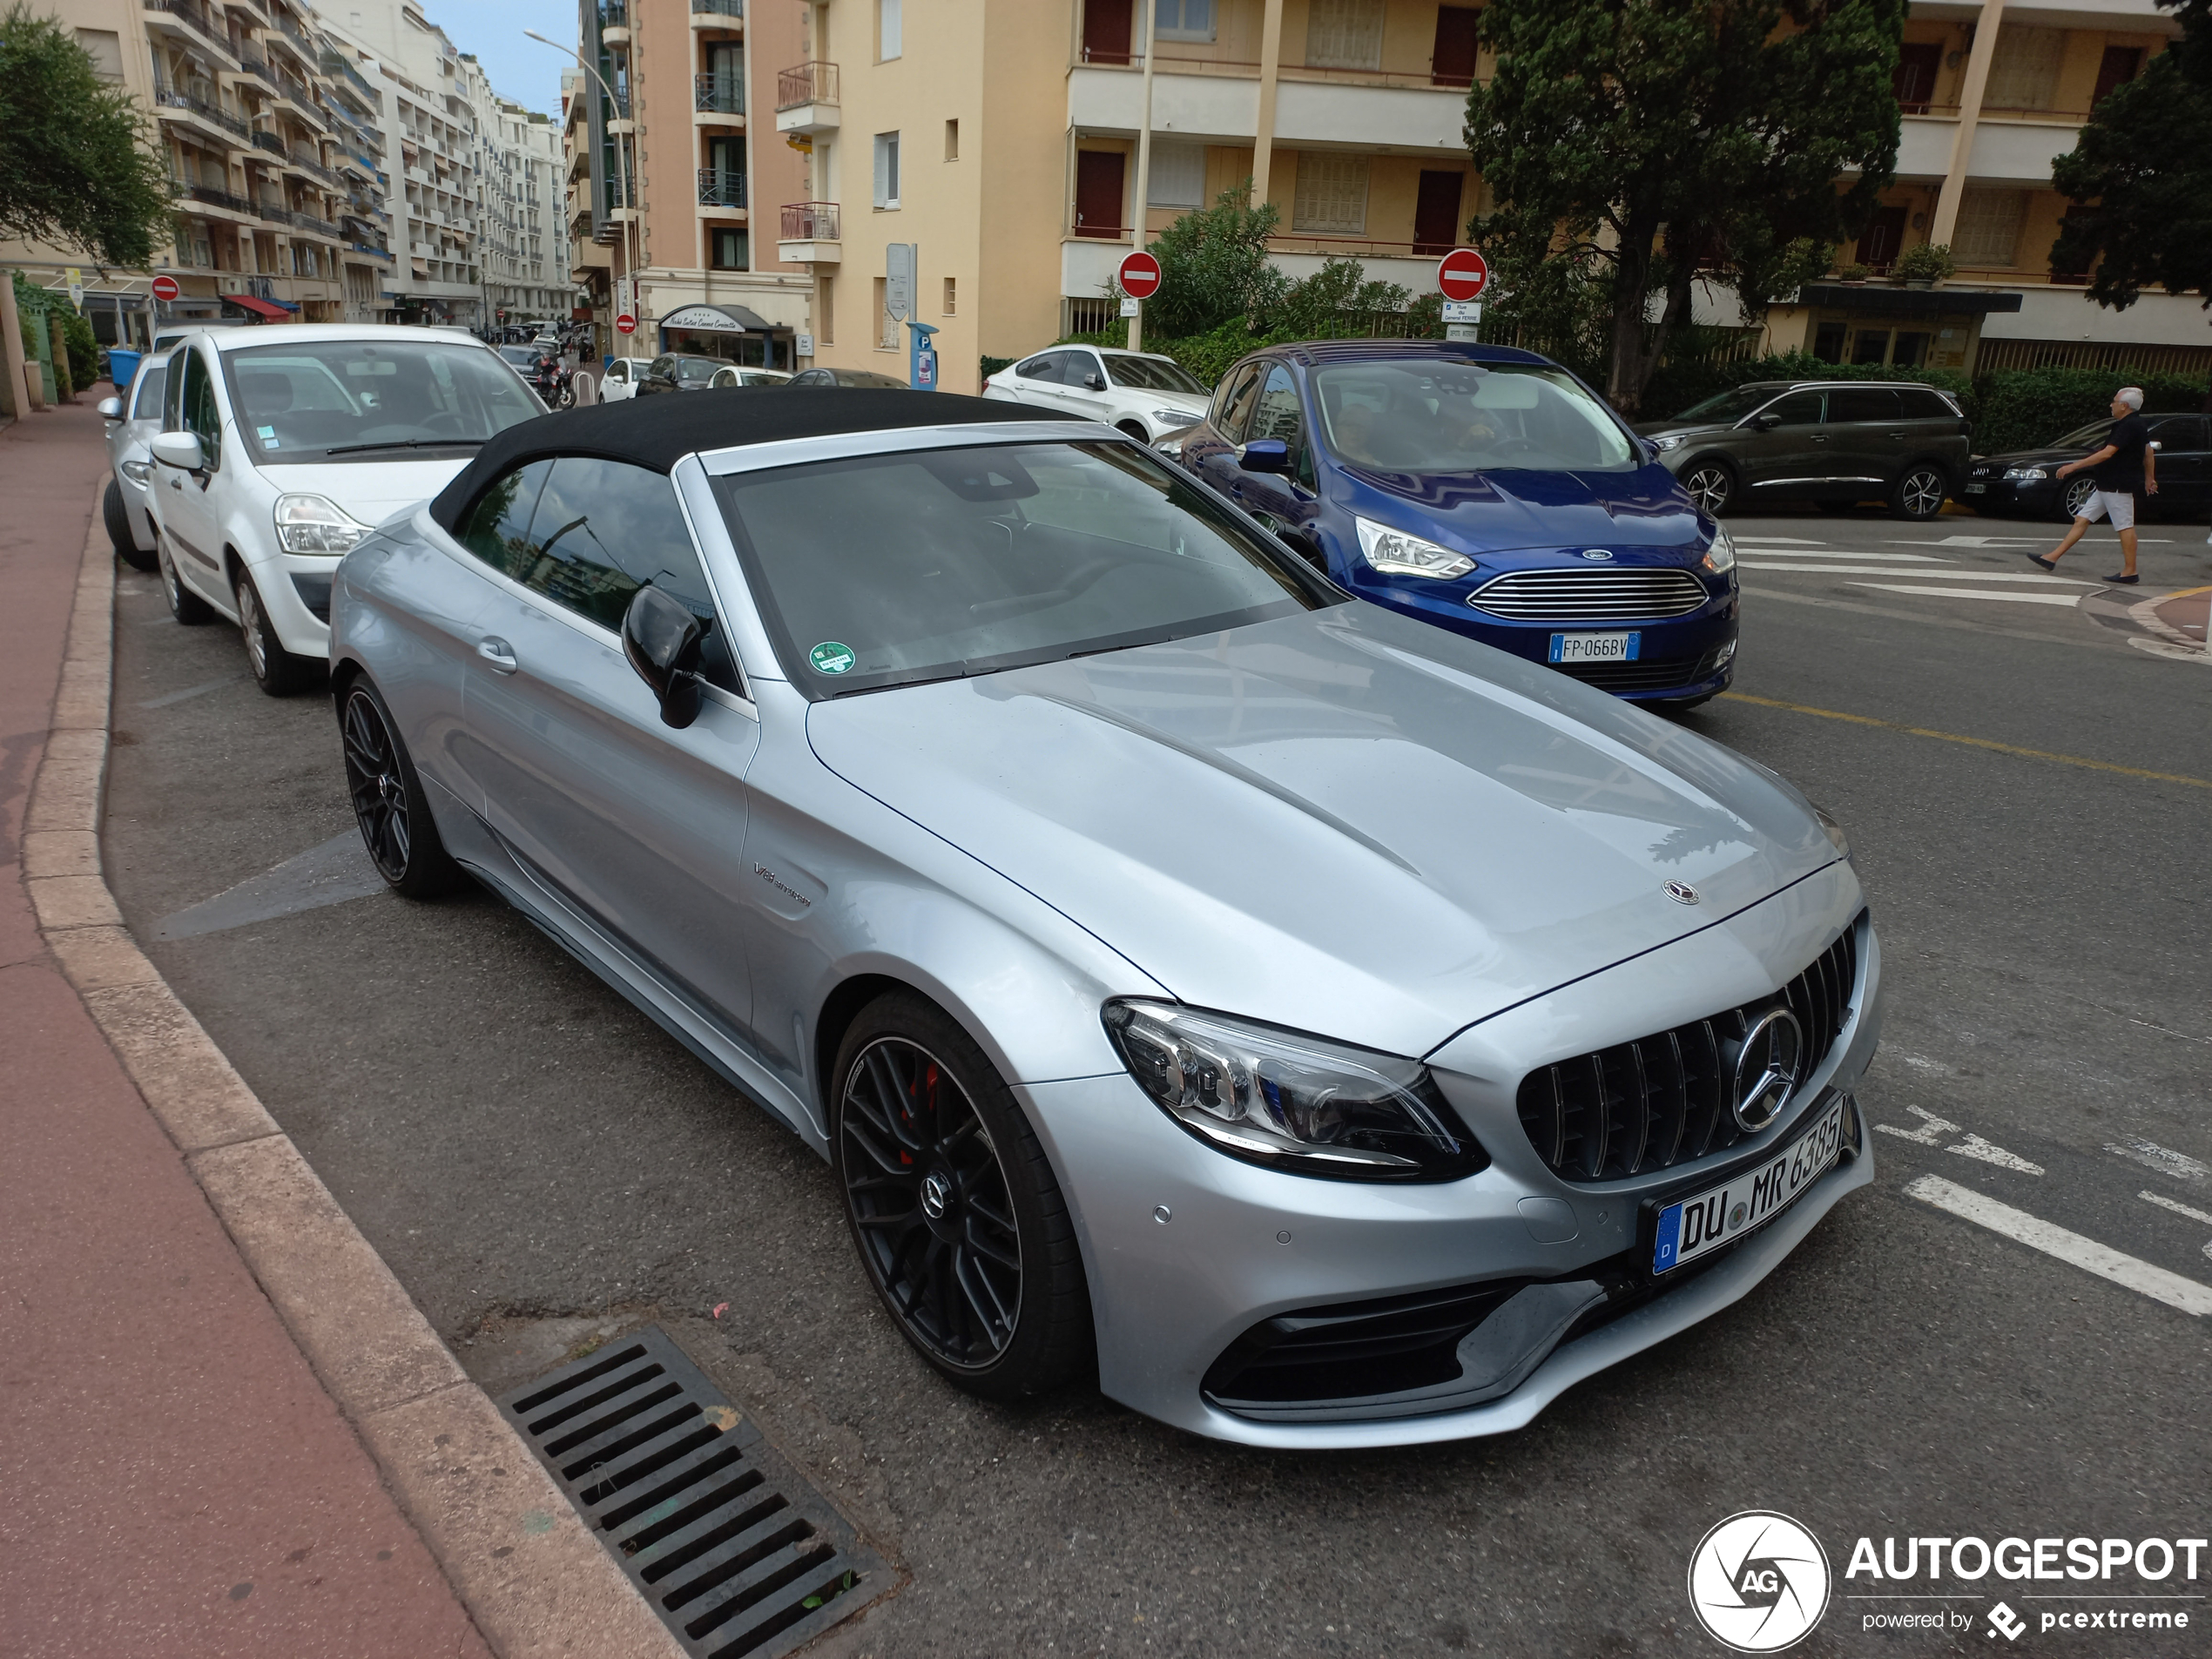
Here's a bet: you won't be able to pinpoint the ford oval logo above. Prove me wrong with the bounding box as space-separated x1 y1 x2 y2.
1579 549 1615 561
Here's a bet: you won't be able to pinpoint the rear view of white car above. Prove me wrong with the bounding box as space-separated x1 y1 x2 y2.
146 324 543 694
98 351 172 571
982 346 1211 442
596 355 658 401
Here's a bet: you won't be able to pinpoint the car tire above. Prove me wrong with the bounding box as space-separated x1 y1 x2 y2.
158 532 214 624
830 992 1094 1404
338 675 466 899
1116 420 1150 444
105 480 158 570
234 567 320 697
1890 465 1949 521
2056 475 2097 523
1681 461 1736 517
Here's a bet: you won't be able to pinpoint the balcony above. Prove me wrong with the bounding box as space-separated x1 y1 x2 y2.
774 62 840 134
691 0 743 23
695 71 745 117
153 82 251 142
143 0 238 65
178 180 258 217
776 199 840 262
599 0 630 44
698 167 747 208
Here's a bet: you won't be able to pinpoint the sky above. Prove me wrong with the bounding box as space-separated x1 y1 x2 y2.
433 0 579 116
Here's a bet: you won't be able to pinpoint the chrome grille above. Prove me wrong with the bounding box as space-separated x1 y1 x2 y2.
1468 568 1710 621
1515 918 1861 1183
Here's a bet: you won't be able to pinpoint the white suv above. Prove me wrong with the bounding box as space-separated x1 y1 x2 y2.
981 345 1212 442
148 324 544 693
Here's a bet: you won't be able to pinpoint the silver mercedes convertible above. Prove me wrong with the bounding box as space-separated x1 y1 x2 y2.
330 389 1880 1447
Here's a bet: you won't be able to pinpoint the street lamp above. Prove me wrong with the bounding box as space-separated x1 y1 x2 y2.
524 29 641 355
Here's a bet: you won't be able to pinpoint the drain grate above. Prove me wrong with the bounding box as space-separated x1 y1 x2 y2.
496 1325 890 1658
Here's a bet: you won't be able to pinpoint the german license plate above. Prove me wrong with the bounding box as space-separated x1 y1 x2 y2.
1650 1097 1847 1274
1963 482 1987 495
1549 631 1641 664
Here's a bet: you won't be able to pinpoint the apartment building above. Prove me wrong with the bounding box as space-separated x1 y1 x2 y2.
469 70 570 327
564 0 814 369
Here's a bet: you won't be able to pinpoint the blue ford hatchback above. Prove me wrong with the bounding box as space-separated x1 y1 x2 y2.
1174 341 1739 706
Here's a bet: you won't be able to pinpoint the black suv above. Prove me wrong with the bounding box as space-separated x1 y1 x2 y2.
1635 381 1971 519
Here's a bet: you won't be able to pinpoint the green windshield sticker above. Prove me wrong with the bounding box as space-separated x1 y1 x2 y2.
809 641 856 675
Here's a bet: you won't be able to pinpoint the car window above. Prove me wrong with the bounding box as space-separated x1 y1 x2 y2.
1064 353 1103 389
650 356 676 379
608 361 628 382
455 458 554 580
711 440 1334 698
132 361 168 420
1762 391 1824 428
1015 353 1064 382
1102 354 1208 395
511 457 741 692
1828 387 1901 423
2145 415 2207 449
678 359 721 384
179 347 221 468
1676 386 1786 425
1250 364 1305 446
1219 365 1265 442
1897 388 1954 419
221 340 540 462
1313 361 1636 473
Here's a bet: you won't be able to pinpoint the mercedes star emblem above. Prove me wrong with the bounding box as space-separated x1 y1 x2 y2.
919 1169 953 1220
1731 1008 1806 1132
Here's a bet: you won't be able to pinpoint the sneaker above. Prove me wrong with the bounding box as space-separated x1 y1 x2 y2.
2027 554 2059 571
2104 572 2141 584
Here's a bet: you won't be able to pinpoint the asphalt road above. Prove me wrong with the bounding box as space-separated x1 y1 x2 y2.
102 501 2211 1657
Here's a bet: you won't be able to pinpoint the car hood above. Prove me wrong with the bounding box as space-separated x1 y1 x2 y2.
1337 461 1705 556
806 604 1838 1059
1132 388 1209 411
243 455 478 523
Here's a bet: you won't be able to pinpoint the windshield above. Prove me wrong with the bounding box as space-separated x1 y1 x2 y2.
1670 387 1791 426
712 440 1334 697
222 341 542 462
2051 418 2115 449
1313 361 1638 474
497 346 537 367
677 359 722 383
1103 354 1208 395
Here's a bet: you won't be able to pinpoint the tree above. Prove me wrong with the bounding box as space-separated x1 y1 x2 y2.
2050 3 2212 313
0 4 176 268
1136 182 1289 339
1467 0 1906 414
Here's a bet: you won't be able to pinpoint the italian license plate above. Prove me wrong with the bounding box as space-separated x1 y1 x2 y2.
1650 1096 1847 1274
1964 482 1987 495
1549 631 1641 664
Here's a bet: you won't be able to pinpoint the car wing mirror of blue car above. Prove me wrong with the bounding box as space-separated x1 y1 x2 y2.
622 584 707 729
1238 438 1291 474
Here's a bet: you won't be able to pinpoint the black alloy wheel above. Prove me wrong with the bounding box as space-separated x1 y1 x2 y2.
158 533 213 624
1891 464 1949 521
833 995 1093 1402
1681 462 1735 516
340 678 463 898
105 480 157 570
235 569 319 696
2058 475 2098 523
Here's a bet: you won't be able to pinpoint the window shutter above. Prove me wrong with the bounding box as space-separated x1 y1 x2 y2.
1952 189 2027 266
1291 153 1370 234
1306 0 1384 70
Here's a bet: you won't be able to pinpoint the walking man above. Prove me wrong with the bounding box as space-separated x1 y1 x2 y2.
2031 387 2158 583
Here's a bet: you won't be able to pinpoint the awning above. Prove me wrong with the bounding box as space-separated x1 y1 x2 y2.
224 293 297 320
1793 284 2025 318
660 302 775 333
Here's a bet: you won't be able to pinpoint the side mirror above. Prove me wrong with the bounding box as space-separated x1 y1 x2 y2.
150 431 206 471
1239 437 1291 474
1750 413 1783 431
98 397 125 420
1084 373 1107 391
621 584 707 729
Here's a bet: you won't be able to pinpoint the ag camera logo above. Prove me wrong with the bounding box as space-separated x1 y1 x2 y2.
1689 1511 1832 1651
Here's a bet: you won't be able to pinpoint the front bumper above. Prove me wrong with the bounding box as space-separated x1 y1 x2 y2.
1024 860 1878 1447
1960 475 2060 516
248 548 343 658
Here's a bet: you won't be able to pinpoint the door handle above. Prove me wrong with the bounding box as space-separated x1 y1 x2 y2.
1810 435 1827 443
1887 430 1907 439
476 637 518 674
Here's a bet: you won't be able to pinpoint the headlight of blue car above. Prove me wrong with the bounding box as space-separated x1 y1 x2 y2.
1354 516 1476 579
1702 523 1737 575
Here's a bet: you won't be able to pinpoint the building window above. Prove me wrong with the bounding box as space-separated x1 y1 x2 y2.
1149 0 1216 44
873 131 900 208
711 226 749 269
1292 153 1369 234
75 28 124 79
942 275 956 314
1952 188 2027 266
1306 0 1385 70
1983 26 2064 111
879 0 901 60
945 118 959 161
1146 141 1204 207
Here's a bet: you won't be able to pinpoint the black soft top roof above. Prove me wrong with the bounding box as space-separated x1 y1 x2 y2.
428 388 1076 534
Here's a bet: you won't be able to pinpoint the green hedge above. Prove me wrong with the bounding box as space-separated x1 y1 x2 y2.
1968 367 2208 455
61 310 98 391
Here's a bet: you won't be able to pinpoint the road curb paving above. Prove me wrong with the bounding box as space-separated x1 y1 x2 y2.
25 490 686 1659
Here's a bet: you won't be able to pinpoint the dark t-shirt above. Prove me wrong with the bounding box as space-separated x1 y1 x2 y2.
2094 412 2149 493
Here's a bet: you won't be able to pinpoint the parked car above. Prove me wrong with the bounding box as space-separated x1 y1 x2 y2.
1175 341 1739 708
786 367 911 388
982 346 1212 443
495 345 540 373
96 350 172 571
597 355 658 402
329 388 1878 1447
709 366 793 388
145 323 544 695
635 354 752 395
1635 380 1970 520
1962 412 2210 521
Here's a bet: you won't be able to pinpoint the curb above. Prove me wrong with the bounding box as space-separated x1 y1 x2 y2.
24 493 685 1659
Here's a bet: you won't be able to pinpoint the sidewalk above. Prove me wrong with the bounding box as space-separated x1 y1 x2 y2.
0 400 493 1656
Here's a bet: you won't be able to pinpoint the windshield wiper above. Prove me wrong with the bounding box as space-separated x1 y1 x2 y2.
320 436 490 456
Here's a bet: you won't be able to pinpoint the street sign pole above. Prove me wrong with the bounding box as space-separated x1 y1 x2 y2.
1127 0 1161 353
1436 249 1490 345
1116 252 1162 354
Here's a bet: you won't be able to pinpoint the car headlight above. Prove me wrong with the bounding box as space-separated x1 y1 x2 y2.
120 458 153 485
1153 432 1189 458
1649 433 1685 452
1701 523 1737 576
1811 802 1851 859
1354 516 1475 580
1150 408 1200 428
274 493 369 555
2003 466 2047 482
1102 1000 1487 1181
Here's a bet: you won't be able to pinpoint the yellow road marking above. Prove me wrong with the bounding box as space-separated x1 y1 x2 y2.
1716 692 2212 790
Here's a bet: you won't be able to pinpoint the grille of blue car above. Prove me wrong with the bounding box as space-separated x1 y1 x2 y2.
1468 568 1710 620
1514 918 1860 1183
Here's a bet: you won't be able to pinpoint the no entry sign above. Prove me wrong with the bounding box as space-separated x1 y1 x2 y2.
1437 248 1489 302
615 312 637 335
150 274 180 302
1118 251 1162 300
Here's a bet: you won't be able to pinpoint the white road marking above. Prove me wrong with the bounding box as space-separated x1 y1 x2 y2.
1892 535 2175 547
1905 1175 2212 1317
1850 584 2086 607
1876 1109 2041 1173
1876 1105 1962 1145
2140 1190 2212 1226
1737 550 1952 563
2107 1139 2210 1183
1779 569 2094 583
1725 536 1829 544
1946 1134 2044 1176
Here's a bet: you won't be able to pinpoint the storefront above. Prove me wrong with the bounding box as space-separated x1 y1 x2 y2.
1764 284 2025 375
658 302 795 370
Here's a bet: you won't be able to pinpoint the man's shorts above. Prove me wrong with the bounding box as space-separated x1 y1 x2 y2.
2079 489 2137 529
